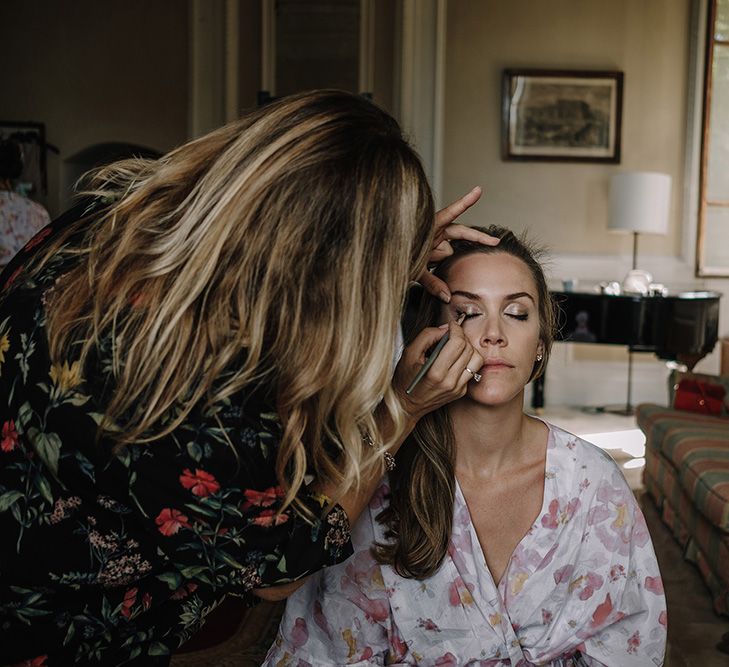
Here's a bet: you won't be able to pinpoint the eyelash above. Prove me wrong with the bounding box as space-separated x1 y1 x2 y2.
455 310 529 321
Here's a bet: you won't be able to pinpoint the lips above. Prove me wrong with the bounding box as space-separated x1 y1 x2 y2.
479 359 514 371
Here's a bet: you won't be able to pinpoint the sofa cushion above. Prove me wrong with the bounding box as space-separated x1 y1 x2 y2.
637 404 729 531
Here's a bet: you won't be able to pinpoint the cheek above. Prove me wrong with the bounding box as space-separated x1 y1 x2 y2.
463 328 481 348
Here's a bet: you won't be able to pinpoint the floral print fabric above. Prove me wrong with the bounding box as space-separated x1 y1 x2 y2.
266 424 667 666
0 191 50 266
0 202 353 666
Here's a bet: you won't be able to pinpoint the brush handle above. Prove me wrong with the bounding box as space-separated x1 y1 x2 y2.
405 330 450 395
405 313 466 395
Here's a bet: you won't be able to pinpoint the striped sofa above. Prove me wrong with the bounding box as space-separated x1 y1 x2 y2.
637 395 729 616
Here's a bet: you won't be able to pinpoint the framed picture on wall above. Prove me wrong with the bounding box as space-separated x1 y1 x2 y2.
501 69 623 163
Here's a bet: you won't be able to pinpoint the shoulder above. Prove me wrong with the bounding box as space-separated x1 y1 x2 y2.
546 421 624 477
543 421 635 507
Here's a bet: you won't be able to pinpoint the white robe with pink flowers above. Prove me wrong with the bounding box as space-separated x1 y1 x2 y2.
264 423 667 666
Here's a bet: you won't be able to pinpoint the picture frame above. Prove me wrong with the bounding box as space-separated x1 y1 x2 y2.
501 69 623 163
0 121 47 197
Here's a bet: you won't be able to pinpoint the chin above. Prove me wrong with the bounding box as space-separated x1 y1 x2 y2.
466 382 521 407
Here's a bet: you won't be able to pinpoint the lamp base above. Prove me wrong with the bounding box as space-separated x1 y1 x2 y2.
621 269 652 295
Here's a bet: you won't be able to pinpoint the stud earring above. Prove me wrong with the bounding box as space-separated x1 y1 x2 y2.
536 353 543 362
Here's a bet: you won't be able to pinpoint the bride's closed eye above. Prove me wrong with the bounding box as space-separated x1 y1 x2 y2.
454 307 481 321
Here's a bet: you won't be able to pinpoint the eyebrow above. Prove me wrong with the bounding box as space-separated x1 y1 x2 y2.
451 289 536 304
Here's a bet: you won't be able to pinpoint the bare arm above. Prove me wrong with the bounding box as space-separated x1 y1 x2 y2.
253 320 483 600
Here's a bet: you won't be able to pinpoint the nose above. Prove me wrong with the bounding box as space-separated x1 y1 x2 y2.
478 316 507 347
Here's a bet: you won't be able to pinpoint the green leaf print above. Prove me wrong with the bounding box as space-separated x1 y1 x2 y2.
33 471 54 505
148 641 170 656
15 401 33 433
0 490 23 512
186 441 203 462
28 428 62 476
157 571 182 590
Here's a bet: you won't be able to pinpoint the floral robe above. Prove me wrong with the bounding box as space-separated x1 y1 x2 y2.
265 424 667 666
0 191 50 266
0 201 353 666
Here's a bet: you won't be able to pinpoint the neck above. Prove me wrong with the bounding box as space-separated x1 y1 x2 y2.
449 391 539 478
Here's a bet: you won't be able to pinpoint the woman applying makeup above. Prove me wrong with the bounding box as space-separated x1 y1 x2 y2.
0 90 492 665
266 227 667 666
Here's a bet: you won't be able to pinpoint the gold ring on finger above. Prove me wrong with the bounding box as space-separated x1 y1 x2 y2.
465 367 482 383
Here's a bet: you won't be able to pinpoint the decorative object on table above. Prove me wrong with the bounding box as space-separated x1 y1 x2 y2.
597 280 622 295
501 69 623 163
621 269 653 295
648 283 668 297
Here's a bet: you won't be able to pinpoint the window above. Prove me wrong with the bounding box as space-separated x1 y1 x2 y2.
698 0 729 276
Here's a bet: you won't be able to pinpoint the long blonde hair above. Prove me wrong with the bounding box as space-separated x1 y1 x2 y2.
375 226 555 577
39 90 434 512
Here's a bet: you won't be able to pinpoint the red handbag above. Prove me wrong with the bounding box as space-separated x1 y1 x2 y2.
673 378 726 416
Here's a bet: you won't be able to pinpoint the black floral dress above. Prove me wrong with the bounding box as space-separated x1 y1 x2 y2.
0 202 352 666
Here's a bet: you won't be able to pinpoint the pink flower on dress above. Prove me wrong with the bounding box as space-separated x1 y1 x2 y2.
171 582 198 600
1 420 18 452
574 572 604 601
418 618 440 631
313 600 331 636
251 508 288 527
627 630 641 653
12 656 48 667
645 575 664 595
541 497 581 529
434 654 458 667
179 468 220 497
448 577 475 606
659 610 668 627
553 564 574 584
121 587 137 619
291 617 309 649
591 593 613 627
358 648 374 661
155 508 191 536
242 485 284 509
142 592 152 610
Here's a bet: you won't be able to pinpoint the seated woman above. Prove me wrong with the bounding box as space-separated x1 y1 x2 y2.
264 226 667 666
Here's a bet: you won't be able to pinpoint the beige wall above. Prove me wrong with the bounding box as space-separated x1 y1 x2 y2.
0 1 189 216
442 0 690 259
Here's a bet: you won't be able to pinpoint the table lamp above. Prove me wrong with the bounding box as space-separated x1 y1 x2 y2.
606 171 671 415
608 172 671 292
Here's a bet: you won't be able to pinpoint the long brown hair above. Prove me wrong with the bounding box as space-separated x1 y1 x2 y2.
36 90 434 513
375 225 556 578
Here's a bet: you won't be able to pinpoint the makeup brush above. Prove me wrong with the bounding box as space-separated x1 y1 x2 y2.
405 312 467 395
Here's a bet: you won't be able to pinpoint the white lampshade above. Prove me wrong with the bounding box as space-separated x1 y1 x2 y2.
608 172 671 235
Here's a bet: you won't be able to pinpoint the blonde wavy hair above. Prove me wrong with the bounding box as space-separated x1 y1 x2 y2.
39 90 434 513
